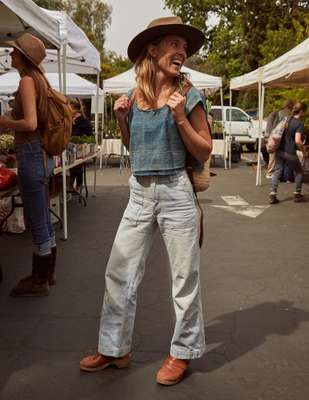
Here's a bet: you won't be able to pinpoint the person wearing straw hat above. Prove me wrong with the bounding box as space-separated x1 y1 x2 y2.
0 33 57 297
80 16 212 385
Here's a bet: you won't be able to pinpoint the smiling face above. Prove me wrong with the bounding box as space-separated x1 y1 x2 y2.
148 35 188 78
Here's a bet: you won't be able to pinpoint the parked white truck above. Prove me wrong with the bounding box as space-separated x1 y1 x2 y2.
211 106 267 152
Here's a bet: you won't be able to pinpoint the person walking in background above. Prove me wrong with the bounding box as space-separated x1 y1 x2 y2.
80 16 212 385
0 33 57 296
269 102 307 204
69 98 93 193
265 99 294 179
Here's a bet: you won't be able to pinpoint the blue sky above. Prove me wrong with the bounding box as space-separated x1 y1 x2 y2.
104 0 172 57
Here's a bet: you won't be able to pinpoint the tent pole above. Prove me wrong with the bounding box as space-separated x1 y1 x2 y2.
256 82 262 186
57 48 62 91
95 72 99 146
93 72 100 194
261 85 265 184
62 44 67 95
61 43 68 240
256 83 264 186
100 92 105 169
229 88 232 169
100 83 104 145
220 87 227 169
110 94 113 123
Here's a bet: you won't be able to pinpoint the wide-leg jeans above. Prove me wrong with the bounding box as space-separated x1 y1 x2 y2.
98 170 206 359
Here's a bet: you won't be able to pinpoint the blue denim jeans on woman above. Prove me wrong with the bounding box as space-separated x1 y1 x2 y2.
15 139 55 255
98 170 206 359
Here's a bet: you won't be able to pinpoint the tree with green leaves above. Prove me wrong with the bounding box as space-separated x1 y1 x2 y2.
33 0 64 10
65 0 112 54
101 51 132 80
165 0 309 112
165 0 309 77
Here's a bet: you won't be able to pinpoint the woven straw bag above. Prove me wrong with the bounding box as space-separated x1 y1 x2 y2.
187 158 210 192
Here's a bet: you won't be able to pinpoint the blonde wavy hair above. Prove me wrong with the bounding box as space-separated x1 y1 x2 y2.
134 37 190 110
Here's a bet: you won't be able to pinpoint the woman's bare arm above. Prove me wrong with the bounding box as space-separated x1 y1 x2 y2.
114 95 132 149
0 76 37 132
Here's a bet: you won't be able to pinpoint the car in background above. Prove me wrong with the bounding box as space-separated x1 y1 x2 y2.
210 106 266 152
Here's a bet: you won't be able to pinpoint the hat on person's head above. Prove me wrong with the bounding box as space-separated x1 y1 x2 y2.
127 16 205 63
5 33 46 74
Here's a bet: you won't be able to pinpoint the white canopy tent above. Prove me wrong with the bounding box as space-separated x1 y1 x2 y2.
103 65 222 94
0 46 100 75
262 37 309 88
0 6 101 116
42 9 100 75
0 0 60 48
0 71 103 98
230 37 309 185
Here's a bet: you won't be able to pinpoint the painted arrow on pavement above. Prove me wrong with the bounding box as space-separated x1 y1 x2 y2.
212 196 270 218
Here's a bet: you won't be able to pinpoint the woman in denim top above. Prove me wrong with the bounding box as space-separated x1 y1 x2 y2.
80 17 212 385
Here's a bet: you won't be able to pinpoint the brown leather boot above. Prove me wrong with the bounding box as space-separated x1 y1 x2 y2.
80 352 131 372
48 247 57 286
18 253 38 284
10 254 51 297
156 355 190 386
21 248 57 286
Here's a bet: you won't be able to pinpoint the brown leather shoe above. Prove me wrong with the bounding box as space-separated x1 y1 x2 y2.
156 355 190 386
80 352 131 372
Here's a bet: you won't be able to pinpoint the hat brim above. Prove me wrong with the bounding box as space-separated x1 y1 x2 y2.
5 40 45 74
128 24 205 63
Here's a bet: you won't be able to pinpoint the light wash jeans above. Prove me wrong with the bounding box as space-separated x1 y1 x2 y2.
98 170 205 359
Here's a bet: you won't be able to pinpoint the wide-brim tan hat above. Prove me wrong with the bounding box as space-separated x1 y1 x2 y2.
128 16 205 63
5 33 46 74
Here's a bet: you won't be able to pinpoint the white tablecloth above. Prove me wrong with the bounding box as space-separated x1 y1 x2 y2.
100 139 129 156
101 139 226 157
211 139 226 156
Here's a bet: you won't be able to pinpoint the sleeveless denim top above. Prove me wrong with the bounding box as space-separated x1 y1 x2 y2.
128 87 206 176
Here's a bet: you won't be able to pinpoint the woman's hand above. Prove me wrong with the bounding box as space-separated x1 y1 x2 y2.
167 91 186 123
0 116 10 129
114 95 132 121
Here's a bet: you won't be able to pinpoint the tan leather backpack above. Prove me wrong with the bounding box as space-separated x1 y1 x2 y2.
41 86 73 156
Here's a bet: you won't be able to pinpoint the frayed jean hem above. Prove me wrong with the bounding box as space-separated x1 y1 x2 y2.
98 345 131 358
170 346 205 360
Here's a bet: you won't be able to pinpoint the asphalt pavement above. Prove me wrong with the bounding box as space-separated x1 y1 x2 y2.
1 158 309 400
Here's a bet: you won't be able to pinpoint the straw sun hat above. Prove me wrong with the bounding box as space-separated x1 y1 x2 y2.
5 33 46 73
128 16 205 63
